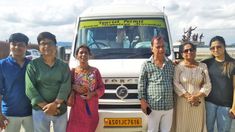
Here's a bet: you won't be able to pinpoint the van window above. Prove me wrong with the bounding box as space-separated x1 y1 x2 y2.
75 18 170 59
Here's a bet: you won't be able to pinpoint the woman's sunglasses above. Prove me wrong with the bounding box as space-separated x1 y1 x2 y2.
183 48 195 53
210 45 223 51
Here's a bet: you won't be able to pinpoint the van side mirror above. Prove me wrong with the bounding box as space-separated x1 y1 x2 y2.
57 46 66 61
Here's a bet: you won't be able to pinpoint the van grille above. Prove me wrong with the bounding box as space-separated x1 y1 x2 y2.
99 104 141 109
104 84 137 90
99 78 140 109
100 93 138 99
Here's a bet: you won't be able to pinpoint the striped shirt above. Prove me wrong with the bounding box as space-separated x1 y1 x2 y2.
138 57 174 110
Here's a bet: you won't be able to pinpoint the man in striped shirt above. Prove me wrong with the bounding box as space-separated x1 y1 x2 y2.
138 36 174 132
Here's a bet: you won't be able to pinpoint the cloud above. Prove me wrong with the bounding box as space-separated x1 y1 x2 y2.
1 13 21 23
166 2 180 11
161 0 235 44
0 0 234 44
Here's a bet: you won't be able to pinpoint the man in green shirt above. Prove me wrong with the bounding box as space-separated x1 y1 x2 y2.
25 32 71 132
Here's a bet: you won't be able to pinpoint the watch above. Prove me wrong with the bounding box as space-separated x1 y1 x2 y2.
56 103 61 108
54 101 61 108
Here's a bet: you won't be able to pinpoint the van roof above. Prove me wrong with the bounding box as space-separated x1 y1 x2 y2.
80 4 165 18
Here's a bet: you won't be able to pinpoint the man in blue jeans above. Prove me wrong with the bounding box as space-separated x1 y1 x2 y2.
0 33 33 132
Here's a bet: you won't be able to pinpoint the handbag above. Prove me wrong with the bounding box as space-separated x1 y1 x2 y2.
67 68 76 107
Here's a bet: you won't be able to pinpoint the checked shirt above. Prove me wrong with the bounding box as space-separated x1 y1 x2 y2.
138 57 174 110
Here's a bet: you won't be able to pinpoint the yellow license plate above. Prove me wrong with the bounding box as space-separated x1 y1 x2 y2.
104 118 142 127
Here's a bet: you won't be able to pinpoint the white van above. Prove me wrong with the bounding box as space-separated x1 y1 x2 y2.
69 3 175 132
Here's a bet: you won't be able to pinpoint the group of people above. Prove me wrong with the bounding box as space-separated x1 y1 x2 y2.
1 31 235 132
0 32 104 132
138 35 235 132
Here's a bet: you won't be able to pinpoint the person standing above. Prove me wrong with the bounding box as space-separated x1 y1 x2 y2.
25 32 71 132
66 45 105 132
174 42 211 132
138 36 174 132
202 36 235 132
0 33 33 132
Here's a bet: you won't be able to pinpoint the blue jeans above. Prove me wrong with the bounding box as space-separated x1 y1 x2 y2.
206 101 232 132
32 110 67 132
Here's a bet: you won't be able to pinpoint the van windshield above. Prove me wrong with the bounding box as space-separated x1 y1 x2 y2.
75 18 171 59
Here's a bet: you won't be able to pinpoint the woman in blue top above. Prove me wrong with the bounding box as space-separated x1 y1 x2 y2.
202 36 235 132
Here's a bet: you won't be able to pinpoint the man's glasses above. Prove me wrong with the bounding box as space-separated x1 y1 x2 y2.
210 45 223 51
183 48 195 53
39 42 55 47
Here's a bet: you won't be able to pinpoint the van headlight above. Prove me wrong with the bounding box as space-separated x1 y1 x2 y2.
116 85 128 99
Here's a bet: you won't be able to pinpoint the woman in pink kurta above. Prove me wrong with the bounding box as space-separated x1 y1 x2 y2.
66 45 105 132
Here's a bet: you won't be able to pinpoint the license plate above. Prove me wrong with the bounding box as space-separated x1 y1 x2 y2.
104 118 142 127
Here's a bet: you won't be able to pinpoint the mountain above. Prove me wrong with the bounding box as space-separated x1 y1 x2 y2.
57 42 72 47
230 43 235 46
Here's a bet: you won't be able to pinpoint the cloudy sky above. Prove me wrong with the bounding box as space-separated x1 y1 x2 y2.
0 0 234 45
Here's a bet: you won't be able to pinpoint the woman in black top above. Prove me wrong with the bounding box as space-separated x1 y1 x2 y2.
202 36 235 132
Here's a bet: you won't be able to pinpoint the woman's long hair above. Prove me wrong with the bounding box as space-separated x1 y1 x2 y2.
209 36 235 78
